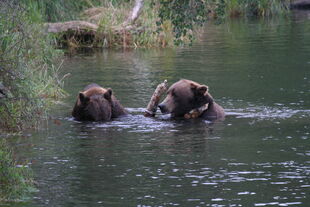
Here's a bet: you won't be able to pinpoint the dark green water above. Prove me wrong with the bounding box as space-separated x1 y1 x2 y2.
3 15 310 206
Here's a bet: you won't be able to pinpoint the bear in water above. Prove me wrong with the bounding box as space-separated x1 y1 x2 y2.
158 79 225 121
72 83 127 121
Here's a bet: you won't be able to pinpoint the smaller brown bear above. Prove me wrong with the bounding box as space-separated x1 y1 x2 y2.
158 79 225 121
72 83 127 121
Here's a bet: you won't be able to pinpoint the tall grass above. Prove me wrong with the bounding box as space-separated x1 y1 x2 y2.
220 0 290 18
0 139 34 201
80 1 176 48
20 0 131 22
0 0 66 131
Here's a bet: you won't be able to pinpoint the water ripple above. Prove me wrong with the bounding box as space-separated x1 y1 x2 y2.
226 106 310 120
93 108 176 132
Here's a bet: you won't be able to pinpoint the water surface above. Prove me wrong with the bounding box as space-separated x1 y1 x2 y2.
3 15 310 207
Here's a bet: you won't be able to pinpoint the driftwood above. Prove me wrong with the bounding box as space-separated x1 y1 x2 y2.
45 21 98 33
184 104 209 119
144 80 168 117
45 0 144 34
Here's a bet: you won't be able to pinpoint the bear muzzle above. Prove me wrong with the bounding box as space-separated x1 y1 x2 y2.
158 103 169 114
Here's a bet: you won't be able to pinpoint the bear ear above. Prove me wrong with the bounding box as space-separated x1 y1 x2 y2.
190 83 197 90
191 83 208 95
197 85 208 95
103 88 112 100
79 92 90 104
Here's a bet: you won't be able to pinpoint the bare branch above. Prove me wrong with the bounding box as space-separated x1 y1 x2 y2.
123 0 144 27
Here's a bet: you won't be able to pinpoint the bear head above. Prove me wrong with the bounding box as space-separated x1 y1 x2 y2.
72 87 114 121
158 79 214 117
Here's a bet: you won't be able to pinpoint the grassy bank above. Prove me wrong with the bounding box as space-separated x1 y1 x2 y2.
84 3 175 48
0 139 34 202
44 1 176 48
27 0 290 49
0 0 66 131
215 0 290 18
21 0 127 22
0 0 66 201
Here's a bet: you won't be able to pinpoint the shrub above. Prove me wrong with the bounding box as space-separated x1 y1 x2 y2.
0 0 66 131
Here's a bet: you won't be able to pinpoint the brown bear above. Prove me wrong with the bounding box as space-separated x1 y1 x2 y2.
158 79 225 120
72 83 127 121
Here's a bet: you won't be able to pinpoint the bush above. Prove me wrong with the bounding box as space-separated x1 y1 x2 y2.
0 0 66 131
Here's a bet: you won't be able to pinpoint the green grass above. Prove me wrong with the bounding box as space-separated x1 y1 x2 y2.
221 0 290 18
20 0 131 22
0 139 35 201
74 1 177 48
43 2 173 49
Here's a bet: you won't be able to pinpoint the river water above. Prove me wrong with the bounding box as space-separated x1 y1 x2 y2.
4 14 310 207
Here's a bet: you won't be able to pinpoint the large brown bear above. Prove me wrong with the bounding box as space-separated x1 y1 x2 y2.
72 83 127 121
158 79 225 120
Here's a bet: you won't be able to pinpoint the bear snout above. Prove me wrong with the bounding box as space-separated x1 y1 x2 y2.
158 103 169 114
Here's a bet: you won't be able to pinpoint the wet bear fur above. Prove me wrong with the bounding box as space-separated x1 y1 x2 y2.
158 79 225 121
72 83 127 121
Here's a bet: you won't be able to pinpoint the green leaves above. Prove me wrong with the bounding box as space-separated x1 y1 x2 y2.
0 0 66 131
154 0 207 45
153 0 289 45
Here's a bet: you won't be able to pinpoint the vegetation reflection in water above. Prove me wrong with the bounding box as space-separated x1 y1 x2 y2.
5 15 310 207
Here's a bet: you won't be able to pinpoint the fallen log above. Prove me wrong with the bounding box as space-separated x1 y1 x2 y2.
45 21 98 33
144 80 168 117
45 0 144 35
44 1 146 48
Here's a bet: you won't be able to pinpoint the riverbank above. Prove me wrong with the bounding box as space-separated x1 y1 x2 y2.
46 2 176 49
0 0 65 201
41 0 291 49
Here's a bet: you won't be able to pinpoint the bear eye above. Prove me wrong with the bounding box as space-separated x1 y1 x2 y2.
171 89 178 97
